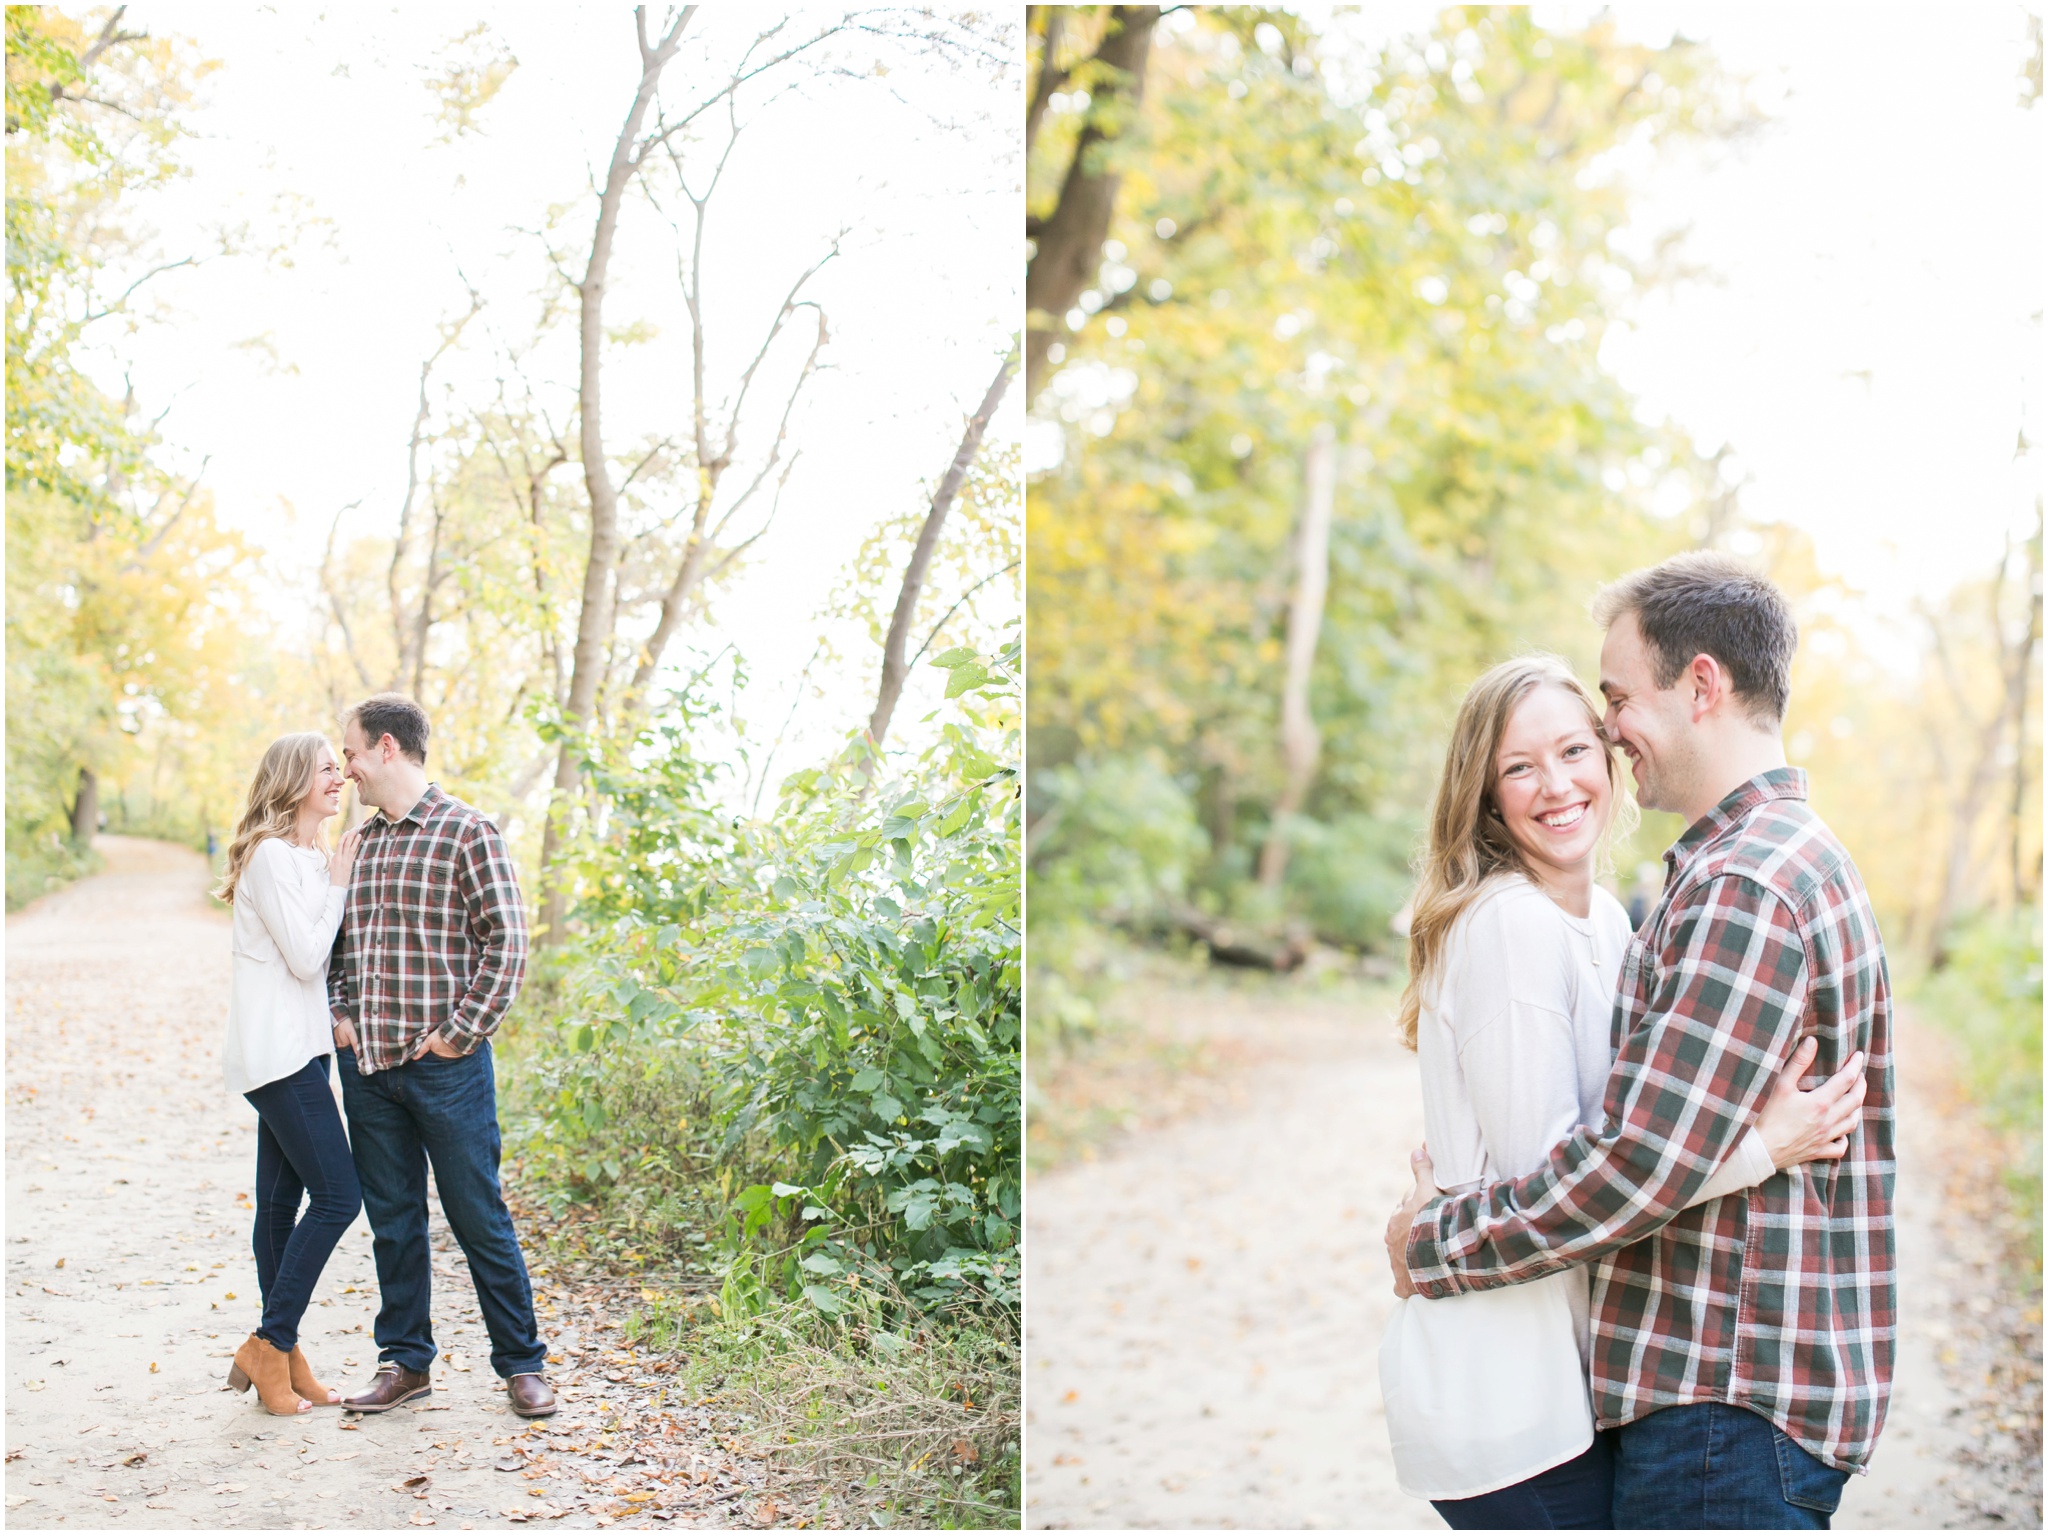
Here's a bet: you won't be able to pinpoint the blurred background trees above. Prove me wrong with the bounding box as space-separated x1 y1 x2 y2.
1025 3 2039 1209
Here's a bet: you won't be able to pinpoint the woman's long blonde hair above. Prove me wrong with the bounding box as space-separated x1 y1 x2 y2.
1396 655 1636 1048
214 732 333 905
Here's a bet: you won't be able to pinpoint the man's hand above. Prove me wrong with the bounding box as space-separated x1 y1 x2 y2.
1756 1035 1867 1169
1383 1144 1440 1299
410 1030 462 1061
331 1014 357 1051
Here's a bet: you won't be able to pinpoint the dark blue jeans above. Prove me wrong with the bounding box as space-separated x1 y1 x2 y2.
1433 1434 1614 1529
243 1054 362 1353
337 1042 546 1379
1612 1403 1851 1529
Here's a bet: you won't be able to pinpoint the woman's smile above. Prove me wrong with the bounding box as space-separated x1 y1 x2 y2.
1535 801 1589 832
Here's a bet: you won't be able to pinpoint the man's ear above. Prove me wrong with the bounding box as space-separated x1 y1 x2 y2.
1687 653 1728 722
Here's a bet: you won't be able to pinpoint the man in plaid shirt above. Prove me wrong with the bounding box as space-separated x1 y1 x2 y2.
1387 555 1894 1529
326 694 556 1419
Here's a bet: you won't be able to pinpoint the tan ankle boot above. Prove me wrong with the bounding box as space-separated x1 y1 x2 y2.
226 1334 309 1415
288 1345 340 1405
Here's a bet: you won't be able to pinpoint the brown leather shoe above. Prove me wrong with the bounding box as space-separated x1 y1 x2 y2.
507 1372 556 1417
341 1362 433 1412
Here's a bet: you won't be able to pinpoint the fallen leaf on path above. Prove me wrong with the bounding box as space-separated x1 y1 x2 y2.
22 1380 43 1392
121 1451 148 1466
409 1515 435 1527
327 1450 360 1460
496 1455 526 1472
395 1475 430 1491
208 1482 247 1494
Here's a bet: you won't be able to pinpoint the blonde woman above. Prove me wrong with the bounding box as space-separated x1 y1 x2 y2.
1376 657 1863 1529
216 733 364 1415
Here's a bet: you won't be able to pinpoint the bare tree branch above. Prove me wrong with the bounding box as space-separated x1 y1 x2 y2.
320 502 375 692
868 348 1017 750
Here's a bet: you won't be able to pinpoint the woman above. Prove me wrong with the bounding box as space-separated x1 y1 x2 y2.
216 733 364 1415
1376 656 1862 1530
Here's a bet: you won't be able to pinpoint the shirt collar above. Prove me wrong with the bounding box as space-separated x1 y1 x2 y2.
1665 766 1807 876
374 781 447 831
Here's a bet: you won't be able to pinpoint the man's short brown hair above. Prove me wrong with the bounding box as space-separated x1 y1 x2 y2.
1591 552 1797 725
345 693 430 765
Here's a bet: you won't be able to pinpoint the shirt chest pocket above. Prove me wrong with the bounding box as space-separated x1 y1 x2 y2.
364 847 458 910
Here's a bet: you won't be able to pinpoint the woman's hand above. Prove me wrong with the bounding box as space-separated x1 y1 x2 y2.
332 1013 356 1051
328 827 362 888
1384 1144 1439 1299
1756 1036 1867 1170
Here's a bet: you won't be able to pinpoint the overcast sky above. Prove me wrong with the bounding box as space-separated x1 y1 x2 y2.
1184 4 2044 657
96 4 1019 793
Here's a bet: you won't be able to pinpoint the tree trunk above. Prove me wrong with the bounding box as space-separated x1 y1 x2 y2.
1927 536 2042 966
538 7 696 946
70 765 99 846
867 352 1017 752
1257 426 1337 891
1023 5 1159 405
1024 7 1066 157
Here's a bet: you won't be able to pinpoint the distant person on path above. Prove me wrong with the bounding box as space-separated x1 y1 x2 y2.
1385 555 1895 1530
1376 652 1865 1529
326 693 556 1419
217 733 365 1415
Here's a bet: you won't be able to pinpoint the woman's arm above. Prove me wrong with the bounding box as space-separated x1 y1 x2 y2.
241 841 346 983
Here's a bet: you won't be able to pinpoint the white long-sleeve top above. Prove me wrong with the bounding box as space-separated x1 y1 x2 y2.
222 836 346 1096
1378 874 1776 1501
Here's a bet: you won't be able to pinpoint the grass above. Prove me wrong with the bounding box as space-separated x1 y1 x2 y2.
664 1295 1019 1529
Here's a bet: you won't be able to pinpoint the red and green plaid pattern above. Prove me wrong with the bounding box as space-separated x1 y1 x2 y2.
326 783 529 1074
1405 768 1896 1474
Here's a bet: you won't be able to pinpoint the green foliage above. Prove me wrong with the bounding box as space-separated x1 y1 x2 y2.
1027 7 1732 958
513 640 1021 1328
1024 753 1205 1047
1915 905 2043 1255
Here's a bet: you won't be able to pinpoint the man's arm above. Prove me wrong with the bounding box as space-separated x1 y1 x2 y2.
1404 873 1811 1299
326 882 356 1025
436 819 530 1053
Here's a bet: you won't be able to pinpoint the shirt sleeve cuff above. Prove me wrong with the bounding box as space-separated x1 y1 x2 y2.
1404 1195 1469 1299
1732 1125 1778 1188
439 1015 485 1052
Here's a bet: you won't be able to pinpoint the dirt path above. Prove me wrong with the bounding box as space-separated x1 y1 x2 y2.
1023 975 2023 1529
4 838 769 1530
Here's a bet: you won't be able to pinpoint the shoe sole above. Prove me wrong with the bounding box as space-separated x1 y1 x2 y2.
509 1398 557 1418
341 1385 432 1413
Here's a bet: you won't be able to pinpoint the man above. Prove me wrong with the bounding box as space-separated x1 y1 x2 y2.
1385 553 1894 1529
327 693 555 1418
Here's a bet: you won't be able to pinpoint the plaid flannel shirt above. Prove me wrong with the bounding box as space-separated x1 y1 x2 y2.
326 783 529 1075
1404 768 1896 1474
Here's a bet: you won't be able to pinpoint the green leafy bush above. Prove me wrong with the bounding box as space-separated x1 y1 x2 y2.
1283 809 1419 951
515 641 1021 1327
1025 752 1206 1048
